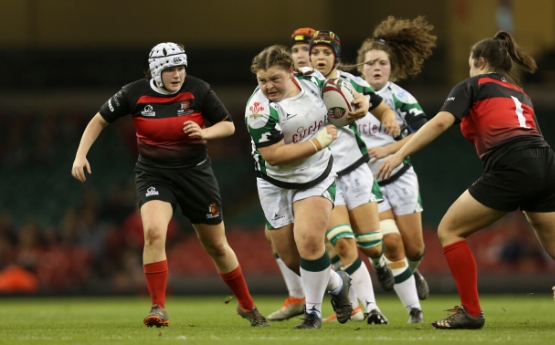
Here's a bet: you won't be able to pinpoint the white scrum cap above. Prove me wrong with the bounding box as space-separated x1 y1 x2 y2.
148 42 188 86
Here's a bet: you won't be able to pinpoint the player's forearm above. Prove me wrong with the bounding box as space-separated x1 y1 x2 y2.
384 134 413 155
75 113 109 158
263 141 318 166
203 120 235 140
396 112 453 158
369 102 393 121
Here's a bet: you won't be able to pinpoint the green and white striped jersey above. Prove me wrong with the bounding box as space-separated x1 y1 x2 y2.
245 75 333 188
357 81 426 179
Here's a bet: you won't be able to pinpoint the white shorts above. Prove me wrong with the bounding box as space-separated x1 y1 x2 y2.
377 166 423 215
257 173 336 229
335 164 381 210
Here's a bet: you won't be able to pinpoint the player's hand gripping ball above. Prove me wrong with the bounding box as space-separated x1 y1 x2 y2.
322 78 355 127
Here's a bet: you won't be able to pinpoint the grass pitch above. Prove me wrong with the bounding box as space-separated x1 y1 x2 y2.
1 294 554 344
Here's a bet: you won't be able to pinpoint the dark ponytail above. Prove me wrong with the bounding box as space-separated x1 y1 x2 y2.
471 30 537 86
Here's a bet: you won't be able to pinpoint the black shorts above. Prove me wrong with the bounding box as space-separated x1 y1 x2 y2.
469 147 555 212
135 157 223 224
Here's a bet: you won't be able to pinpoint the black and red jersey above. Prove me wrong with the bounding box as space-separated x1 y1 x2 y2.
440 73 549 166
99 76 231 169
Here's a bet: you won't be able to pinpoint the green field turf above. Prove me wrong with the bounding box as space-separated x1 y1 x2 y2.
1 294 554 344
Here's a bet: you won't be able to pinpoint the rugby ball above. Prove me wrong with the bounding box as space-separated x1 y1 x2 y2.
322 78 354 127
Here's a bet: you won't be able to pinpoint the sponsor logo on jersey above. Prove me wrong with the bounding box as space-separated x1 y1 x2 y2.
141 105 156 117
249 102 265 114
446 97 455 102
292 120 324 143
357 123 380 135
286 113 297 120
177 101 194 116
146 187 159 197
108 99 114 112
206 202 221 218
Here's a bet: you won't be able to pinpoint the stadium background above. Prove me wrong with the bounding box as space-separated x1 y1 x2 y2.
0 0 554 296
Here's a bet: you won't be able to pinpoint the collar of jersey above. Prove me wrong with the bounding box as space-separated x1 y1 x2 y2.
287 76 305 101
150 79 180 95
375 81 392 96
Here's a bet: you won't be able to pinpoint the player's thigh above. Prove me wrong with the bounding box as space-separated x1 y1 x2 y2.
264 226 278 252
438 190 506 246
292 177 335 236
525 211 555 260
349 201 380 233
293 196 332 260
268 224 296 254
328 205 350 228
140 200 173 240
293 195 333 237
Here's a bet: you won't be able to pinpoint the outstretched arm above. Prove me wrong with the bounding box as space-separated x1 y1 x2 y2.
377 111 456 179
72 113 110 182
368 133 414 160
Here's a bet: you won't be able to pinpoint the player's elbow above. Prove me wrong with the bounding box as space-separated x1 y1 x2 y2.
224 121 235 136
219 121 235 137
264 155 281 166
432 111 455 131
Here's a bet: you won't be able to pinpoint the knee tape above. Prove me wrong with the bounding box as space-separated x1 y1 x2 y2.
326 224 355 246
355 231 382 248
380 219 400 236
386 257 413 283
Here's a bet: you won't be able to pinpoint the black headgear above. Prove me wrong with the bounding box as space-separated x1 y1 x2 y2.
309 30 341 64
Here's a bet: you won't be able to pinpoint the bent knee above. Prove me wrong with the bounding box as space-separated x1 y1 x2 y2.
383 234 403 255
334 238 355 257
143 226 166 245
437 224 461 246
202 240 229 258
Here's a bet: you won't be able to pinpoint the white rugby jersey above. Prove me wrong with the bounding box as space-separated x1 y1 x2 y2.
245 75 333 188
329 70 373 174
357 82 426 180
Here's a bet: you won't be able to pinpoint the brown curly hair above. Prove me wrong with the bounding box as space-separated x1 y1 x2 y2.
352 16 436 82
